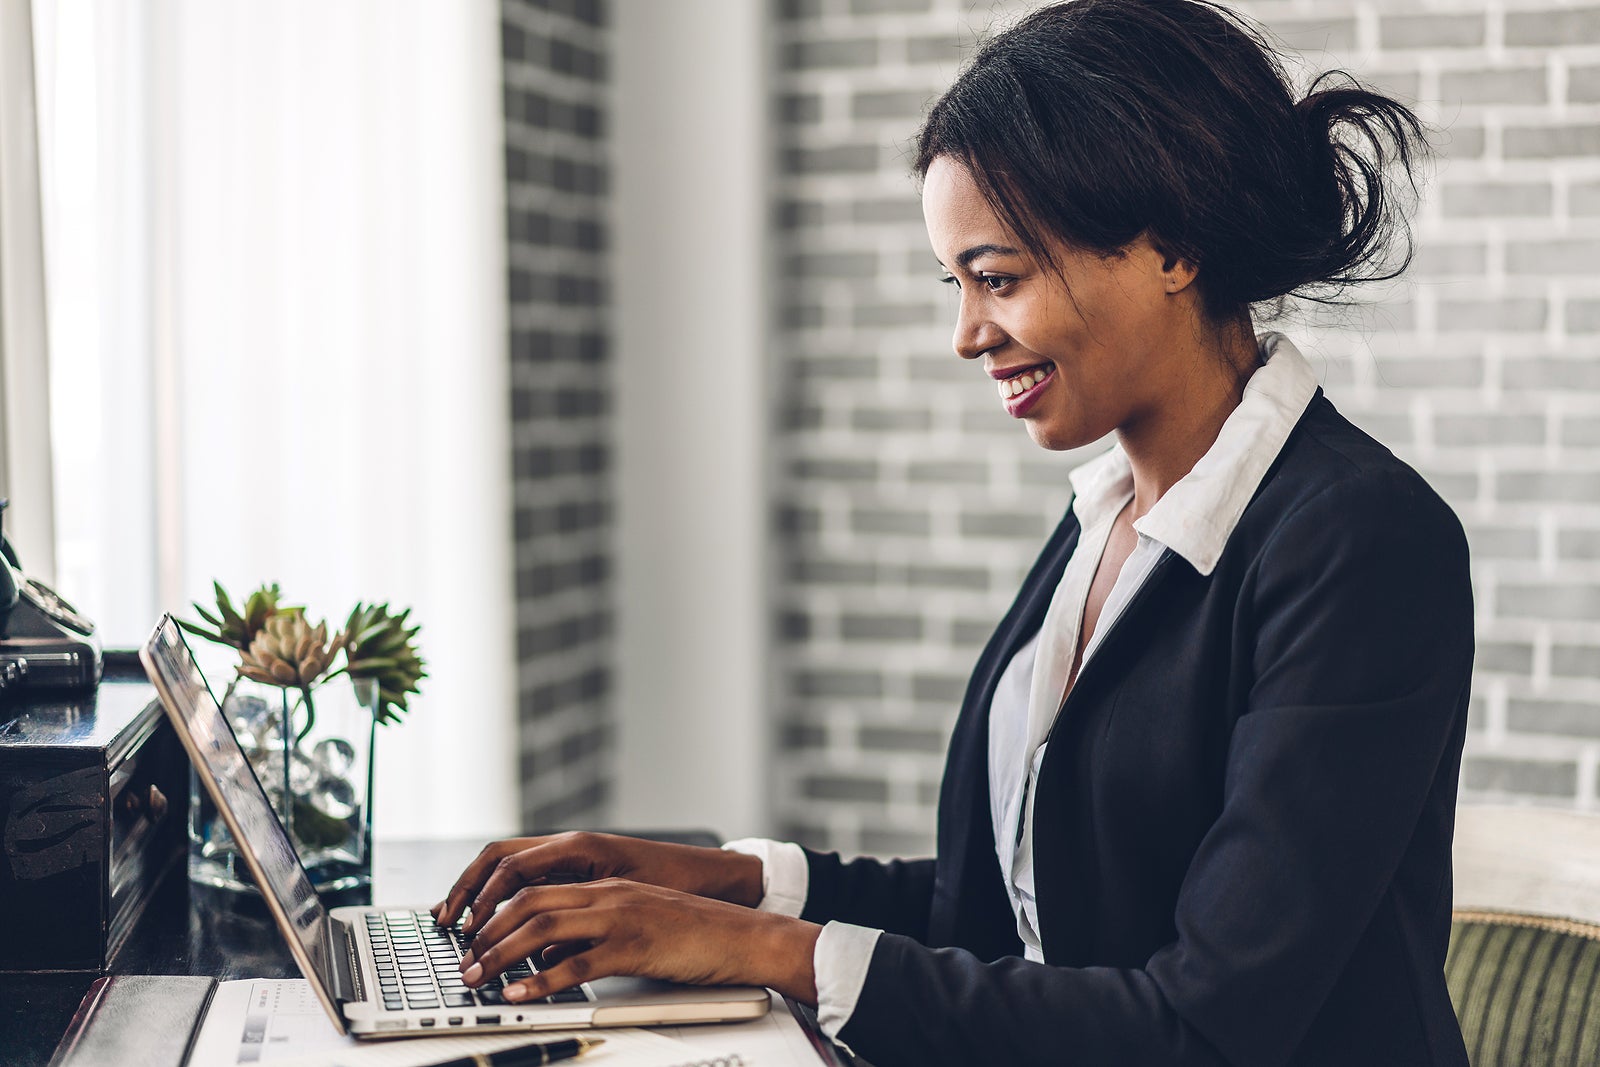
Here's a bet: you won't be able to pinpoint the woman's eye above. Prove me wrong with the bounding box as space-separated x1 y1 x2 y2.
979 274 1013 292
938 273 960 289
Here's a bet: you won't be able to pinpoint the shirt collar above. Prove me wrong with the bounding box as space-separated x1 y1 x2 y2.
1066 331 1320 576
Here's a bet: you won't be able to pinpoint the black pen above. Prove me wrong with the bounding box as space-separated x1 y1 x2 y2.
406 1035 606 1067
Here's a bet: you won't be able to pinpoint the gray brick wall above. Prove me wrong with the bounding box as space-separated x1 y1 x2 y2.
502 0 612 830
770 0 1600 858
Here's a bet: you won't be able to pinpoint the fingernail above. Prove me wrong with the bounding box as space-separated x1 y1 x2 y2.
463 964 483 984
504 982 527 999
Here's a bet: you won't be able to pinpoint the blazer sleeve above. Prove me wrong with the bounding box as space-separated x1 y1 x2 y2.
800 849 937 943
833 470 1475 1067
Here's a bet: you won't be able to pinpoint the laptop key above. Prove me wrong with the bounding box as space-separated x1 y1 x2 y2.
549 987 588 1003
442 993 474 1007
475 986 506 1005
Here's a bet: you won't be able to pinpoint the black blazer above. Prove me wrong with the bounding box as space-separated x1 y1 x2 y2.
799 394 1474 1067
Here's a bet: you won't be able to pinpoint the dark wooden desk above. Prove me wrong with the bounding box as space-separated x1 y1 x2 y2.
1 834 848 1066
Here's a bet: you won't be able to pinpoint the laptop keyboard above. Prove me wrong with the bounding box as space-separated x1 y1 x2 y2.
364 910 591 1013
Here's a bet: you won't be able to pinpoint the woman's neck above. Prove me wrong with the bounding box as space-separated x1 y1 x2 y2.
1117 318 1260 521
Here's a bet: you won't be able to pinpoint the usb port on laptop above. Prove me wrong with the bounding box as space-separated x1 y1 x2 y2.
476 1015 500 1025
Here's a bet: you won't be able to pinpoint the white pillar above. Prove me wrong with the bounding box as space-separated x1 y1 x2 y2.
612 0 770 838
0 0 57 579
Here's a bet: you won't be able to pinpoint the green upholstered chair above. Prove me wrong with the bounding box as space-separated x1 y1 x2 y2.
1448 805 1600 1066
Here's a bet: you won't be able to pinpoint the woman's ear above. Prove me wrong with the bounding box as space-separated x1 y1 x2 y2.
1155 242 1199 295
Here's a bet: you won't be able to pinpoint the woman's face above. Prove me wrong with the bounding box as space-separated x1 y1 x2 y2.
921 155 1196 452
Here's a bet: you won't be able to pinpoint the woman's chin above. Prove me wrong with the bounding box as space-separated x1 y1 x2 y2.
1023 416 1098 453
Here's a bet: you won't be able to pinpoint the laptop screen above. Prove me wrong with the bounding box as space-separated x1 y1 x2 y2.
141 616 341 1023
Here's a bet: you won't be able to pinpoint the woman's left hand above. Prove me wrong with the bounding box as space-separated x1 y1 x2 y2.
457 877 822 1004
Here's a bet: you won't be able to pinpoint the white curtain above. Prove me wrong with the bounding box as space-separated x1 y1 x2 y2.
34 0 517 840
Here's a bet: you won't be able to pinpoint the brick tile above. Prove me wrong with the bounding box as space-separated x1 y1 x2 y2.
1410 241 1489 277
1498 582 1600 620
907 564 990 591
787 251 878 278
1507 240 1600 275
1498 470 1600 504
1437 298 1547 333
1462 756 1577 798
851 506 932 536
1505 123 1600 158
1439 67 1548 106
1477 640 1535 673
908 459 988 484
860 724 946 753
952 617 1001 647
782 143 882 175
1569 300 1600 333
959 509 1050 540
911 672 970 704
1562 417 1600 448
1552 644 1600 679
1509 699 1600 739
1560 530 1600 560
1464 525 1540 561
849 0 931 13
853 89 935 120
1503 355 1600 391
802 774 890 803
785 37 879 70
1505 7 1600 47
852 301 939 328
1269 17 1358 53
1379 13 1486 49
851 405 933 432
852 196 926 224
907 35 968 65
795 668 884 699
1442 181 1554 218
1435 413 1545 447
1372 355 1484 389
1572 65 1600 104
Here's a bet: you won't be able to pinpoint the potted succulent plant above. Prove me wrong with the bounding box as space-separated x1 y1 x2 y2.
180 581 426 894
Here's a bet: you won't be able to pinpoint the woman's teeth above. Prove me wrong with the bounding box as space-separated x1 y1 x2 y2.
999 367 1049 399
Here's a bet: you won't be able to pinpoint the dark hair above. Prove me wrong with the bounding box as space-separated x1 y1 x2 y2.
913 0 1432 325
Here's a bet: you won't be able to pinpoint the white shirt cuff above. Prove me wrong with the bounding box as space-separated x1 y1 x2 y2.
814 920 883 1045
720 838 808 917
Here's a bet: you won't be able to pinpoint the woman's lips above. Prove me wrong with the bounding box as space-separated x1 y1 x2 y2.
998 363 1055 417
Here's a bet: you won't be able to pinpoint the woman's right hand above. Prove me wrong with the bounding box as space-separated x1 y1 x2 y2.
431 831 766 936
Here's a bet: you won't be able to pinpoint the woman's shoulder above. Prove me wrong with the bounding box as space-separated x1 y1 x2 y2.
1243 392 1469 558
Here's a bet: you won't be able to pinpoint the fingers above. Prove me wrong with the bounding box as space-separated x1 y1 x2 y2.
434 839 534 926
460 891 609 988
461 839 598 936
503 944 615 1003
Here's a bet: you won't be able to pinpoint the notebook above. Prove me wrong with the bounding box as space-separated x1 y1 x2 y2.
139 613 770 1039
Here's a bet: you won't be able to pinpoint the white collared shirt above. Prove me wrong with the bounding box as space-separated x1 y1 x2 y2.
728 331 1322 1038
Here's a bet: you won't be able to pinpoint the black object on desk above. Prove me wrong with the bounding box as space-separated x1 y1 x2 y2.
0 672 187 973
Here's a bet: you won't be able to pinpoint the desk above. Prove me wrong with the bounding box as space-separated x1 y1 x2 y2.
0 835 850 1067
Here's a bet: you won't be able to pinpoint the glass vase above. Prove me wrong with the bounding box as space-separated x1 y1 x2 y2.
189 672 377 895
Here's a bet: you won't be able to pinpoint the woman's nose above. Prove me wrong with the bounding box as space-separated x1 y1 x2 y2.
952 297 1004 361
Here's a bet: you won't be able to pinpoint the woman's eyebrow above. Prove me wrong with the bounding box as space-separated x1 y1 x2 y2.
938 243 1023 271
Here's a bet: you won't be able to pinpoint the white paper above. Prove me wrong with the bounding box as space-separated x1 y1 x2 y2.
184 979 740 1067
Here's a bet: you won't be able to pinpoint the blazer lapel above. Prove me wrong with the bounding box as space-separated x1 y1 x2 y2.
931 511 1081 954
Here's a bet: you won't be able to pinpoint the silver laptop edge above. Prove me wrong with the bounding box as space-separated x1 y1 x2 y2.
140 614 352 1035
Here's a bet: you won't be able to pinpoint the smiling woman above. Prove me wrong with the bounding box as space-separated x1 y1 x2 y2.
434 3 1472 1065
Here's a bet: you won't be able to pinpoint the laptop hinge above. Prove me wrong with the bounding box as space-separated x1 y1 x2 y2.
329 917 366 1005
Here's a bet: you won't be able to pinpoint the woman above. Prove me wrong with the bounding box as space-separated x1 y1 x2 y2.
435 2 1473 1063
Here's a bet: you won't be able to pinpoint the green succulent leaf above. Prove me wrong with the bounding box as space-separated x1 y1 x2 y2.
341 601 426 726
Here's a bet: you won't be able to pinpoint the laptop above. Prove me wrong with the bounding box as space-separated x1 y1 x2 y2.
140 613 770 1038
